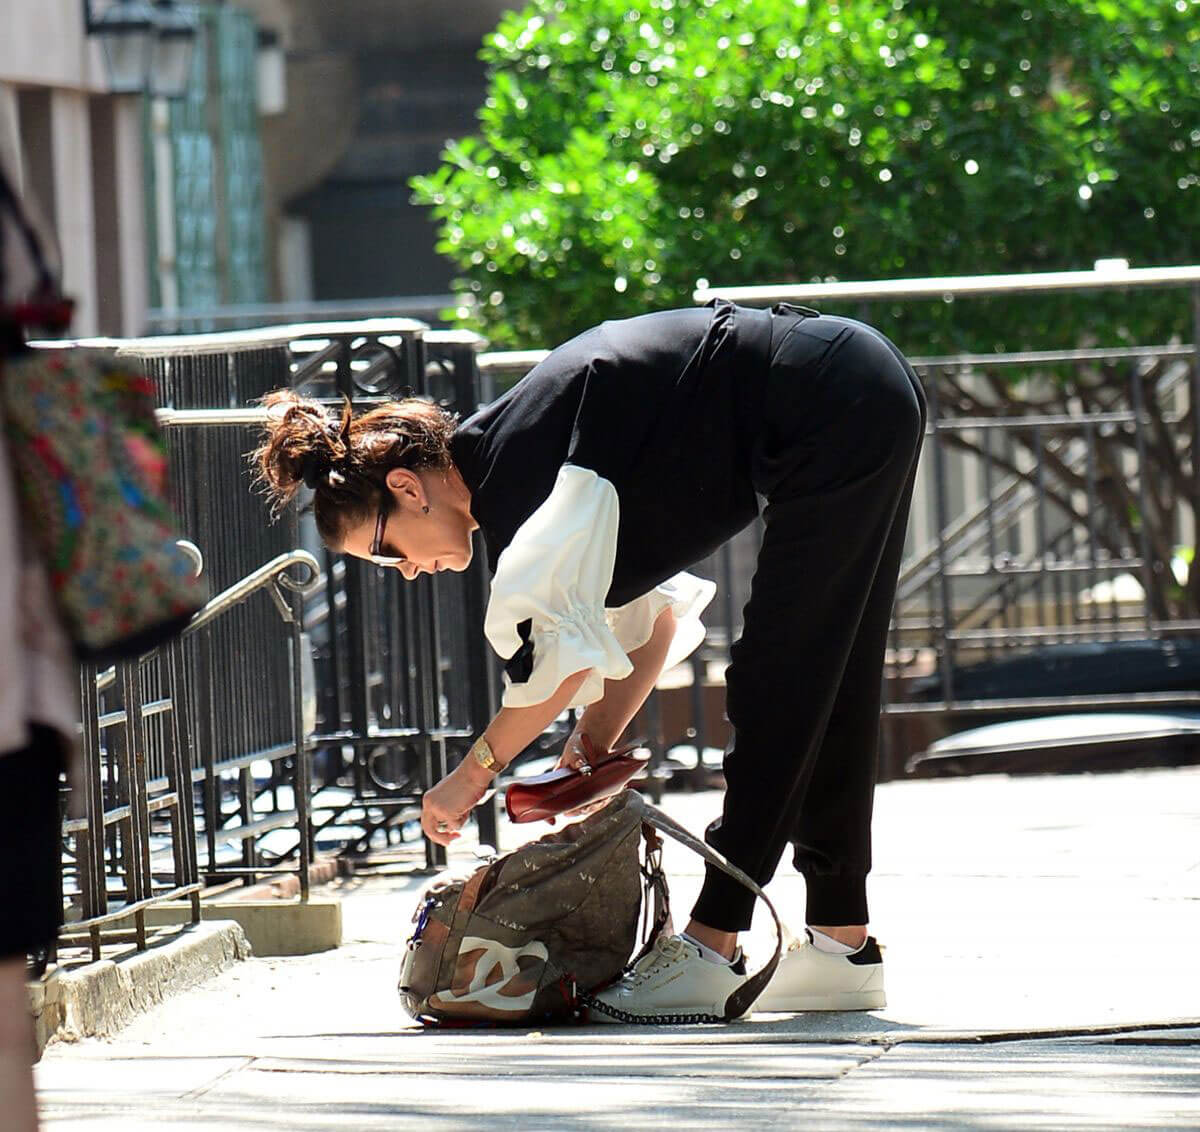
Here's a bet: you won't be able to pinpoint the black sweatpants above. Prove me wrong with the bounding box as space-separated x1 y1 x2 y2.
691 310 926 932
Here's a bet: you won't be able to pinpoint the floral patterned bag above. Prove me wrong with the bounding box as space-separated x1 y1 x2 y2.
1 162 205 664
1 346 208 663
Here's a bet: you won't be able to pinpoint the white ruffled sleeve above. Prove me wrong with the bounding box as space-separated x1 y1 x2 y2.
605 572 716 672
484 464 633 709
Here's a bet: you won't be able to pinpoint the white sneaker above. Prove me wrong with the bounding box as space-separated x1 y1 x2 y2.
752 930 886 1012
587 934 752 1024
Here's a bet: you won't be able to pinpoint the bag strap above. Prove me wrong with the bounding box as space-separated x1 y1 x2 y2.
628 823 672 970
576 791 785 1024
631 792 784 1021
0 169 57 300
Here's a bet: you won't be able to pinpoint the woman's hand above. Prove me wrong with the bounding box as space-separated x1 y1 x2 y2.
552 726 614 819
421 671 594 846
554 724 598 774
421 761 492 847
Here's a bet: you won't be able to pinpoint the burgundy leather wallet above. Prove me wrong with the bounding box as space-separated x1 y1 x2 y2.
504 739 651 824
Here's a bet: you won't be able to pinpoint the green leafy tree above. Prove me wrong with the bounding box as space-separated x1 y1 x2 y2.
414 0 1200 620
413 0 1199 353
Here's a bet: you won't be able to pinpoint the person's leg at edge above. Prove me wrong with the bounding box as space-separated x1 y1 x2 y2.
688 326 925 958
0 957 38 1132
0 727 67 1132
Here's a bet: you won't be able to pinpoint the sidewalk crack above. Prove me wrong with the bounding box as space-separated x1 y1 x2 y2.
180 1056 257 1101
837 1044 889 1078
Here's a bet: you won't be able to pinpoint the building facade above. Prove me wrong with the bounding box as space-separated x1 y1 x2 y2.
143 3 269 318
1 0 270 337
0 0 148 336
240 0 511 307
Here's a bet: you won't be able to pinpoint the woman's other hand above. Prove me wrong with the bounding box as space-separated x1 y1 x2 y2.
553 725 598 774
421 760 491 846
553 726 615 819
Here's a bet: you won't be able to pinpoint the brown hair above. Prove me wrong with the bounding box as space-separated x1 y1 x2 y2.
251 389 457 547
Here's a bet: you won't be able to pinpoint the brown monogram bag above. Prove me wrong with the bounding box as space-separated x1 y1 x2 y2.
398 791 782 1026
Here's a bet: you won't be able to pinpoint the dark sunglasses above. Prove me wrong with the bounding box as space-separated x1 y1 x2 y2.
367 492 406 567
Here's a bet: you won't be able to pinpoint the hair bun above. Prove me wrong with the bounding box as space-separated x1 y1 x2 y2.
250 387 456 541
251 388 349 514
298 450 330 491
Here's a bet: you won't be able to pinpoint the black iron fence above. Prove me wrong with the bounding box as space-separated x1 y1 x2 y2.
699 264 1200 775
882 342 1200 775
62 549 319 961
127 321 497 877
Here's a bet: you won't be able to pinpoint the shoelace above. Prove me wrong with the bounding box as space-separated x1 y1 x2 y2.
625 934 689 986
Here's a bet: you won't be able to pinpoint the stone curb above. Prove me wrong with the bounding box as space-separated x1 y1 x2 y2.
31 920 250 1057
142 896 343 956
219 857 341 902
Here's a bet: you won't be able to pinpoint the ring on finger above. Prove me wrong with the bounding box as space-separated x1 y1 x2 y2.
435 820 449 833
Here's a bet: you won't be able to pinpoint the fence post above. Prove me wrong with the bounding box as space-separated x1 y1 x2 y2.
440 333 502 848
1128 368 1158 629
197 624 220 882
926 372 956 705
165 640 202 922
78 666 108 961
1192 284 1200 575
290 596 313 899
118 661 151 949
687 652 708 787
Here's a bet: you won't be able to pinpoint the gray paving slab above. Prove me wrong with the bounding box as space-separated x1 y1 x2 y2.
826 1040 1200 1130
36 766 1200 1129
35 1040 1200 1131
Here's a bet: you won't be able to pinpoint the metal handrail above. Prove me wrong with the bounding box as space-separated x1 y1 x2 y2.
478 349 550 380
94 551 322 694
69 281 1200 839
911 343 1196 369
695 262 1200 306
890 692 1200 716
182 550 322 634
145 294 459 333
154 405 381 427
35 318 428 359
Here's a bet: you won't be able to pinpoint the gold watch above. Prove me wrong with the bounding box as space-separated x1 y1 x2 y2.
470 736 501 774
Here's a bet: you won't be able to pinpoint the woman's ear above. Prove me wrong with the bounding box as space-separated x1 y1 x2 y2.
385 467 425 506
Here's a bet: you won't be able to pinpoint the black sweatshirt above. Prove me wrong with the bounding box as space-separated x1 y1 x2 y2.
449 299 777 707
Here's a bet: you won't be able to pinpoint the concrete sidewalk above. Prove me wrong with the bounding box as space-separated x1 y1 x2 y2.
36 766 1200 1129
